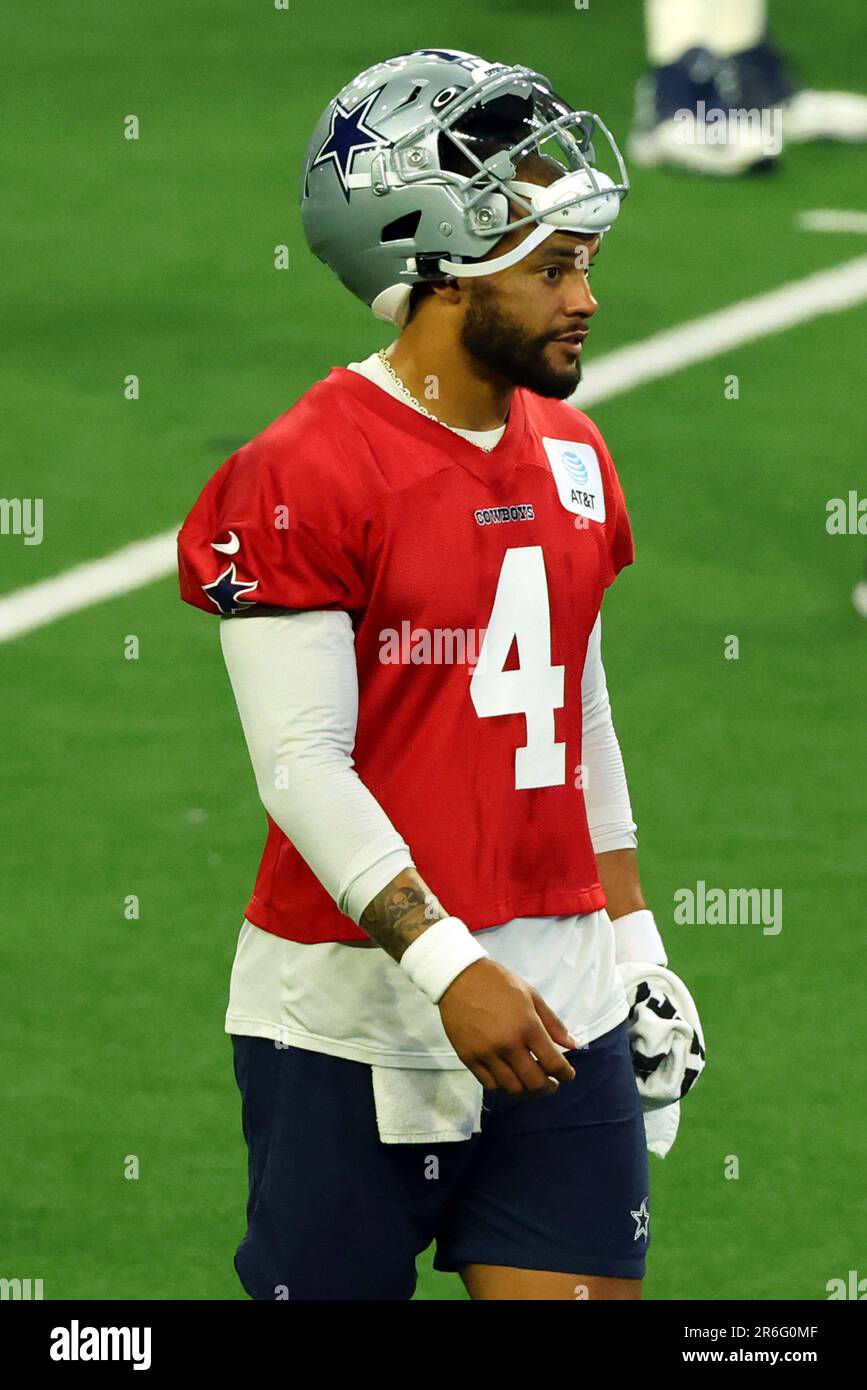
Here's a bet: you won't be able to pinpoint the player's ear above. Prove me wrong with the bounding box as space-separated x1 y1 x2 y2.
430 276 462 309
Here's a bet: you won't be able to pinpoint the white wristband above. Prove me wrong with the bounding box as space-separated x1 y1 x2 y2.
399 916 489 1004
612 908 668 968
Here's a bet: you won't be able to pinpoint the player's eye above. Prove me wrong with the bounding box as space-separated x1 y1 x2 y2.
541 262 594 281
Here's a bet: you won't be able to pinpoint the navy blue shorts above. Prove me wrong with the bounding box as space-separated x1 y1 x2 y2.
231 1019 650 1300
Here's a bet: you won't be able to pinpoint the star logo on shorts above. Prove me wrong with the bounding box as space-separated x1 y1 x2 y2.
630 1196 650 1241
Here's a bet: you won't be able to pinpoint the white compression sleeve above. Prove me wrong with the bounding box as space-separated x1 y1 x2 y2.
581 615 638 854
219 610 414 924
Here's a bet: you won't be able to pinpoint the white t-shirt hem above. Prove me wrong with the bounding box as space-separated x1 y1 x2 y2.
224 993 630 1069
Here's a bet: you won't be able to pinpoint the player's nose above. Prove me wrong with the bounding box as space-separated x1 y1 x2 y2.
563 275 598 319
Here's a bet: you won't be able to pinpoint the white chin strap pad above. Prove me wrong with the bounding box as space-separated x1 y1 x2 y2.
371 283 413 327
439 168 621 279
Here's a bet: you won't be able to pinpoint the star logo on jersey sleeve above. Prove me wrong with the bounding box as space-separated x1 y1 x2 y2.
308 88 391 201
202 562 259 614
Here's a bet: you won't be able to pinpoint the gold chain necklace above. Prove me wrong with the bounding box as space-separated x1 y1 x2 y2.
375 348 496 450
376 348 441 421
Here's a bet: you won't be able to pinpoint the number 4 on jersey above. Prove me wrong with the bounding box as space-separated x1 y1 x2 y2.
469 546 566 790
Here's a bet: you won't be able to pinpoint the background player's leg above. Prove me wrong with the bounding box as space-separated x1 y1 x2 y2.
701 0 766 58
460 1264 641 1301
636 0 867 164
644 0 710 69
643 0 767 66
631 0 773 174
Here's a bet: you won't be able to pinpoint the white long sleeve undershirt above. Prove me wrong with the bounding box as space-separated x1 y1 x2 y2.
580 613 640 856
220 610 413 924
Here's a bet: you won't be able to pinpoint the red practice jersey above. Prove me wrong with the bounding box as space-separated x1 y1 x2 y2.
178 367 634 942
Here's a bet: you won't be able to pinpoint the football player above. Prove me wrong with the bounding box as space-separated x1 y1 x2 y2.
179 48 687 1301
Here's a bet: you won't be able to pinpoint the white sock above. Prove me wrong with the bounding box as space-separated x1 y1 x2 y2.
704 0 767 57
644 0 767 66
644 0 708 66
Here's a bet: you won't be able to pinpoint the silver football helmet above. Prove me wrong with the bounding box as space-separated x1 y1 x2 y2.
299 48 629 327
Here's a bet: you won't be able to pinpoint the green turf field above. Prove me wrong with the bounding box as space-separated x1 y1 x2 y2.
1 0 865 1301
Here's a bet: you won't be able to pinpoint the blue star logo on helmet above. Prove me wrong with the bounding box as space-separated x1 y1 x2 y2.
308 87 392 202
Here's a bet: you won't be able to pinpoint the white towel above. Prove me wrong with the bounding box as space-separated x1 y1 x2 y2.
643 1101 681 1157
371 1064 483 1144
617 962 707 1158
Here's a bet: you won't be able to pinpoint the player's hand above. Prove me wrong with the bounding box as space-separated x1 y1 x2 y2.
437 958 579 1097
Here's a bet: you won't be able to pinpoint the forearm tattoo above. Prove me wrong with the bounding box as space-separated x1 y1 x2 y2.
359 869 447 962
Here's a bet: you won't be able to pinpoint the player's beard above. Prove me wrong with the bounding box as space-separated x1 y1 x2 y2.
459 280 582 398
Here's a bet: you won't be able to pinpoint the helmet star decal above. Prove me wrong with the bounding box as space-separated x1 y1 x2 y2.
414 49 473 64
202 562 259 614
308 87 391 201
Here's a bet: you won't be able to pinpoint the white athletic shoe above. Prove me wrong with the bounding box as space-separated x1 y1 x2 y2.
628 49 779 176
782 88 867 144
628 115 775 175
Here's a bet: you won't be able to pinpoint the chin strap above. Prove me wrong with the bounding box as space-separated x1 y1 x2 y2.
438 221 556 278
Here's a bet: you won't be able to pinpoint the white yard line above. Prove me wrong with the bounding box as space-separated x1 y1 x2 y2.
797 209 867 235
0 530 178 643
3 252 867 644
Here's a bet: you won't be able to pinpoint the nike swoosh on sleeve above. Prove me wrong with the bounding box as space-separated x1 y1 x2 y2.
211 531 240 554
